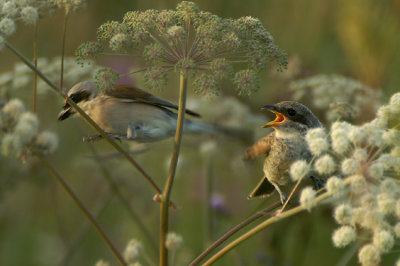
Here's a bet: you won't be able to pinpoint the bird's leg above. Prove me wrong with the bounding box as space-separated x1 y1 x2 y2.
310 176 326 191
126 124 137 140
271 182 287 205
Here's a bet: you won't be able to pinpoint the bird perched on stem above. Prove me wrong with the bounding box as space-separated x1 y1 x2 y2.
245 101 322 204
58 81 250 143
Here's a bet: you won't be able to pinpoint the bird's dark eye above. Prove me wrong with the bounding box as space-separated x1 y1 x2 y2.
287 108 296 116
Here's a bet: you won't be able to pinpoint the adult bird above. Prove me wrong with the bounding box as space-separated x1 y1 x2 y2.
58 81 250 143
245 101 322 204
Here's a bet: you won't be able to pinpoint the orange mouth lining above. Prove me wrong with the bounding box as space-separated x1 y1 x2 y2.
262 110 288 128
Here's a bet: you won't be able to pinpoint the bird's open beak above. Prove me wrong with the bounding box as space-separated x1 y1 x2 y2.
261 105 288 128
57 97 73 121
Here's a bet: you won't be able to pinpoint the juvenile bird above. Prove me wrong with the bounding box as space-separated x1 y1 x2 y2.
58 81 249 142
245 101 322 204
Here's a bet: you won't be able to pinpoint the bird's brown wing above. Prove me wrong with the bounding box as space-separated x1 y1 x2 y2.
104 84 201 117
244 132 275 161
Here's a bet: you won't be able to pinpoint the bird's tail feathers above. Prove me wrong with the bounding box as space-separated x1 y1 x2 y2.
184 120 253 144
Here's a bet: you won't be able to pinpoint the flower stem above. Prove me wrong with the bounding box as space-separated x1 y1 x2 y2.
33 21 38 113
5 41 164 200
36 155 127 266
159 72 188 266
202 192 334 265
60 12 68 90
190 201 281 265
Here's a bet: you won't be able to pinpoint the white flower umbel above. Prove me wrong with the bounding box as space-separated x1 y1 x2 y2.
165 232 183 250
350 175 367 194
326 176 345 198
21 6 38 25
0 17 15 36
314 154 336 175
305 128 326 143
341 158 358 175
123 239 143 263
289 160 310 181
299 187 316 211
352 148 368 163
334 203 353 225
332 226 356 248
307 137 329 156
358 244 381 266
373 230 394 253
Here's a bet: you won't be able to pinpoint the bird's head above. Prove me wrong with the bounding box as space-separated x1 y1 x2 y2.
57 81 98 121
262 101 321 134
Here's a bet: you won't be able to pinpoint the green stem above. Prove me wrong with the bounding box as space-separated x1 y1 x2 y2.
36 155 127 266
190 201 281 265
60 12 68 90
5 41 163 198
159 73 188 266
202 192 335 265
33 21 38 113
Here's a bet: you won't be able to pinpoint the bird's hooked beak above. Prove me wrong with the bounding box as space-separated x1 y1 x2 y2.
57 96 73 121
261 105 288 128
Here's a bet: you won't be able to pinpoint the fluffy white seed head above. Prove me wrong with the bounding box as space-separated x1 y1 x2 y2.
109 33 128 52
332 226 356 248
326 176 345 198
165 232 183 250
289 160 310 181
21 6 38 25
367 163 384 180
391 147 400 157
334 203 353 225
353 148 368 163
2 1 18 17
358 244 381 266
377 193 396 215
2 98 25 125
123 239 143 263
379 179 399 195
363 123 384 148
0 17 16 36
35 131 58 154
1 133 22 156
300 187 316 211
377 154 396 170
305 128 326 143
347 126 367 145
383 129 400 146
390 92 400 115
307 137 329 156
332 136 351 155
14 112 39 144
341 158 358 175
373 230 394 253
350 175 367 194
314 154 336 175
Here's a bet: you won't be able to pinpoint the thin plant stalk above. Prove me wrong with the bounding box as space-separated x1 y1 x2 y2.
201 180 354 266
159 72 188 266
33 21 38 113
36 155 127 266
60 12 69 90
5 41 166 200
189 201 281 266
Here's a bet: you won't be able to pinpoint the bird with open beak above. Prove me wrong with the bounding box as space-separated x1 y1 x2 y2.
58 81 250 143
245 101 322 204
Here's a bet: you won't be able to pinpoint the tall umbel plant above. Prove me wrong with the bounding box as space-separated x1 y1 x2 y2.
76 1 287 265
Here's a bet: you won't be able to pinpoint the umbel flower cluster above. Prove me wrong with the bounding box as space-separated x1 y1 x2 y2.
290 92 400 265
76 1 287 95
0 98 58 160
289 74 381 122
0 56 98 97
0 0 85 51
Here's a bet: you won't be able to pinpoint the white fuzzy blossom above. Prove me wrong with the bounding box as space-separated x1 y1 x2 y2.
341 158 358 175
0 17 15 36
307 137 329 156
289 160 310 181
358 244 381 266
332 226 356 248
334 203 353 225
20 6 38 25
326 176 344 198
165 232 183 250
314 154 336 175
373 230 394 253
299 187 316 211
123 239 143 263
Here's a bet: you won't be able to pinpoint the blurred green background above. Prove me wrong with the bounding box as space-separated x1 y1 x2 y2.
1 0 400 265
